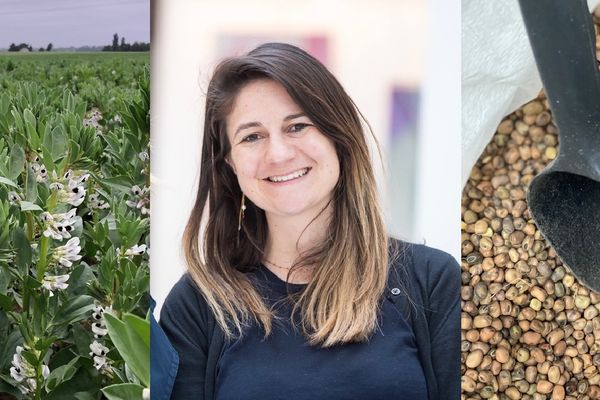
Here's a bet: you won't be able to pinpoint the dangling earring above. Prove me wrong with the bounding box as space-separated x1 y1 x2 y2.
237 194 246 232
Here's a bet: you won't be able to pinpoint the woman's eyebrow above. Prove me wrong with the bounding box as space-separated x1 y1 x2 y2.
234 121 262 138
234 113 307 138
283 113 306 121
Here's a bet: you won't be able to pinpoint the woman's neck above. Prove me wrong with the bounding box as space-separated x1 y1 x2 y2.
263 206 332 283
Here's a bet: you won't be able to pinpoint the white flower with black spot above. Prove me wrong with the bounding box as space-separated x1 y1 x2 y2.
125 185 149 215
91 304 112 338
83 109 103 132
52 237 82 267
41 274 70 296
8 191 21 204
52 170 90 207
63 184 86 207
125 244 147 258
9 346 31 383
42 208 77 240
31 163 48 183
91 304 105 322
88 193 110 210
9 346 50 394
138 151 149 162
89 340 111 371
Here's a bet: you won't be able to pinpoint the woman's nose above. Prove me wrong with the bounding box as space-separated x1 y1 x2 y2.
265 134 295 164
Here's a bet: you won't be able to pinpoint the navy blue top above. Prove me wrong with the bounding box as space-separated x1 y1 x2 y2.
158 241 461 400
214 265 427 400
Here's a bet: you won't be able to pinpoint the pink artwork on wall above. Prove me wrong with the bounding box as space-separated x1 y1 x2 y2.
216 34 329 66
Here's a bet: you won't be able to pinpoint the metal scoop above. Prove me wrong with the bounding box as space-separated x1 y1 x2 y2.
518 0 600 291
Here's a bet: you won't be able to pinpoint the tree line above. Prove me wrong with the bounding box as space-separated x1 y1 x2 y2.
5 33 149 53
102 33 149 52
8 43 53 52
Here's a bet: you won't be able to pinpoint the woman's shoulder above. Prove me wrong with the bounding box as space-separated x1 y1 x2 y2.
160 273 211 327
163 273 203 304
388 238 460 293
388 238 460 340
167 272 202 295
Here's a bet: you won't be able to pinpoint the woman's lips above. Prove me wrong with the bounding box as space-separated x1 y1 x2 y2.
265 167 311 183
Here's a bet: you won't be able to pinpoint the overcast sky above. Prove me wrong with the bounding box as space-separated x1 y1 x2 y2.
0 0 149 48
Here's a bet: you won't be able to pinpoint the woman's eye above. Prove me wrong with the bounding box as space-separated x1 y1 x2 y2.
289 123 309 133
241 134 260 143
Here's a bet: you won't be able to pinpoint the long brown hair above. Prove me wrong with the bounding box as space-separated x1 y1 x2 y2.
183 42 390 347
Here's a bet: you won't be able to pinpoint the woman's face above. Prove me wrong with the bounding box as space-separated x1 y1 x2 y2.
226 79 340 220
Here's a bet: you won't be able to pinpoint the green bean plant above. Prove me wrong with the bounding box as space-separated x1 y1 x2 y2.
0 54 149 400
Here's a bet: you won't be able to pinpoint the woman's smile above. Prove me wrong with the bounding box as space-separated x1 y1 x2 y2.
264 167 311 184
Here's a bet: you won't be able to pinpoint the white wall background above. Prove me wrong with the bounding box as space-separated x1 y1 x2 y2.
151 0 461 315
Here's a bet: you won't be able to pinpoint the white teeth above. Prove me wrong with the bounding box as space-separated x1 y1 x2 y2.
268 168 309 182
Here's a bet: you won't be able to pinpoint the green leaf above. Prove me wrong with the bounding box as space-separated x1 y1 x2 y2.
40 145 56 177
30 280 46 335
24 275 42 290
49 295 95 327
20 201 43 212
8 146 25 181
117 217 148 250
20 348 38 366
11 109 24 136
23 109 36 127
45 356 79 392
104 312 150 387
18 321 33 347
34 335 58 351
97 248 116 289
101 175 133 194
25 164 37 203
72 324 92 359
73 392 97 400
0 176 18 188
66 263 95 295
37 181 50 207
0 293 12 311
122 314 150 349
45 367 100 400
0 267 10 295
101 383 144 400
84 220 110 251
47 346 75 370
0 330 22 370
66 139 81 165
43 125 67 162
0 379 23 398
23 109 40 149
12 228 31 271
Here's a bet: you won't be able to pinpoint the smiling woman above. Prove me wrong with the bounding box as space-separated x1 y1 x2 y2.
157 42 460 400
226 79 340 259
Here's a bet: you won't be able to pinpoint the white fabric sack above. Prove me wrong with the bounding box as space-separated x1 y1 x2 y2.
461 0 600 186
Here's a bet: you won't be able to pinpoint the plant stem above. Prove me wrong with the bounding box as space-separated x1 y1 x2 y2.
112 264 120 308
36 192 57 281
36 236 49 281
22 278 30 317
26 212 34 241
34 364 41 400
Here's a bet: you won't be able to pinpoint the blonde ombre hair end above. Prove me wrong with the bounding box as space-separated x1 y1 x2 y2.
183 42 391 347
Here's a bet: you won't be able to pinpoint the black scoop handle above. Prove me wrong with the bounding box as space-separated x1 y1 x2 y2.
518 0 600 137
